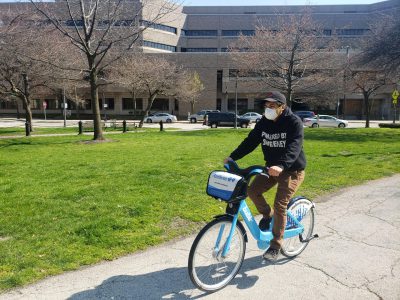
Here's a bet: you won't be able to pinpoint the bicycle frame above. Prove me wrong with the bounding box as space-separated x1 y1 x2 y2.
220 198 304 257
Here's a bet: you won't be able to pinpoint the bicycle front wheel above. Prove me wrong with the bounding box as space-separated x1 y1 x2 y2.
281 197 315 258
188 216 246 292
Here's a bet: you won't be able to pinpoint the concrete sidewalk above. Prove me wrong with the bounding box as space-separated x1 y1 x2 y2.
1 175 400 300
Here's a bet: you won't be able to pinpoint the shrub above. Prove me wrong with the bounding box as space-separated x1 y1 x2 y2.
378 123 400 128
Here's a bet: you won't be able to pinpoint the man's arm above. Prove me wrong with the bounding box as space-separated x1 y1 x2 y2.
229 123 262 161
276 118 304 170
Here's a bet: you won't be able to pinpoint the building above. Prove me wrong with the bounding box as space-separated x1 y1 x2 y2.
0 0 399 120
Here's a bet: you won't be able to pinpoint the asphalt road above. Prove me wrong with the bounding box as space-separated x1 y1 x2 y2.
1 175 399 300
0 117 395 130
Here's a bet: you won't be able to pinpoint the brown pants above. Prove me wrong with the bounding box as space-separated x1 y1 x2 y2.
247 170 305 250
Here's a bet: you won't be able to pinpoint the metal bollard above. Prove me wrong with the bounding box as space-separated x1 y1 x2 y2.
78 120 83 135
123 120 127 133
25 122 30 136
159 120 163 131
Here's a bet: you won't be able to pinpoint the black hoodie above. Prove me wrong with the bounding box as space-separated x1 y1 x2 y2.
230 107 306 171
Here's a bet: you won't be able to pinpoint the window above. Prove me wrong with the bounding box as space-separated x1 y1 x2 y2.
217 99 221 111
122 98 143 110
85 99 91 110
181 48 217 52
336 29 370 36
65 20 84 27
0 100 17 109
323 29 332 36
104 98 114 110
143 40 176 52
141 20 177 34
31 99 41 110
151 98 169 111
45 99 57 109
183 30 218 37
228 98 248 113
222 30 255 36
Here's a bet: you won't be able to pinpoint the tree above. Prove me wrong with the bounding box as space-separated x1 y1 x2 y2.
176 71 204 114
0 11 55 132
114 54 186 128
30 0 179 140
346 59 389 128
231 9 338 107
361 14 400 73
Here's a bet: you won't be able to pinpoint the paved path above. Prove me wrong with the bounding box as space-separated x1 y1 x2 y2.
1 175 400 300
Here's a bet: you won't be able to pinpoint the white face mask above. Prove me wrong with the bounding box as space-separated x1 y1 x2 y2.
264 107 278 120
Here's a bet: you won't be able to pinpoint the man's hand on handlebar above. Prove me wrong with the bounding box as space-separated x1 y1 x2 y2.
268 166 283 177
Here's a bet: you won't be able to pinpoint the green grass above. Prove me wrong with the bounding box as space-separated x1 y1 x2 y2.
0 128 399 290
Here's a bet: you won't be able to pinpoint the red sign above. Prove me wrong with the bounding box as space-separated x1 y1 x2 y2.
43 101 47 109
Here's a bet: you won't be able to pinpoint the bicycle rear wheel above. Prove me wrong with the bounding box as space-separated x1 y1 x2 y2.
188 216 246 292
281 197 315 258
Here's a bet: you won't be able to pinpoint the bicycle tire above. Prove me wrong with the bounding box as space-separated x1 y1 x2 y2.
281 197 315 258
188 216 246 292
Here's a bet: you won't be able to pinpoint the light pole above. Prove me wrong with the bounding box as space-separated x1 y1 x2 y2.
63 87 67 128
234 70 238 129
342 46 350 119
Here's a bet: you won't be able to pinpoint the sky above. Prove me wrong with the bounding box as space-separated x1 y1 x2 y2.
184 0 387 6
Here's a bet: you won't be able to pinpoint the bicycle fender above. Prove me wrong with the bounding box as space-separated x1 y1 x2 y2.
287 196 315 209
212 214 248 243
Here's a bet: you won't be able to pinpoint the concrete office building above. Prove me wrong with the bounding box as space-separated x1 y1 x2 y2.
0 0 399 120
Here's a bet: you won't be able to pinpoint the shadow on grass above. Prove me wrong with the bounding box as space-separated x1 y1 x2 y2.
304 128 400 143
0 137 90 149
68 255 292 299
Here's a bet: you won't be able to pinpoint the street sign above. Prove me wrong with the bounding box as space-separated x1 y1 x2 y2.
43 101 47 109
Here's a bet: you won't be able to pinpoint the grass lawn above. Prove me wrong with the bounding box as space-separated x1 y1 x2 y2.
0 128 399 291
0 126 163 137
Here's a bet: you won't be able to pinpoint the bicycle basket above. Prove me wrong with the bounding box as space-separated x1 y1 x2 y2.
206 171 247 202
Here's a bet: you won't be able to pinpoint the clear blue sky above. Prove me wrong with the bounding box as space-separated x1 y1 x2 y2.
184 0 386 6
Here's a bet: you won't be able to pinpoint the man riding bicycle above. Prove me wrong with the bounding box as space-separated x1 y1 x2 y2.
224 91 306 260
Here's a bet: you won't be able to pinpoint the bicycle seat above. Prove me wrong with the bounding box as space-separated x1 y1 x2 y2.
224 160 268 179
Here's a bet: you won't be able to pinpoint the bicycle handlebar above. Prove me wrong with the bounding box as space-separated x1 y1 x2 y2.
224 160 269 180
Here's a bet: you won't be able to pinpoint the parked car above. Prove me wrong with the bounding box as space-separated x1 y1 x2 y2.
293 110 315 121
145 113 177 123
303 115 348 128
206 112 251 128
188 110 220 123
240 112 263 123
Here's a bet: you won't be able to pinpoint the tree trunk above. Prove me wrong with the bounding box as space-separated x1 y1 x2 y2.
191 101 195 114
23 99 33 132
363 92 370 128
89 71 104 140
139 93 157 128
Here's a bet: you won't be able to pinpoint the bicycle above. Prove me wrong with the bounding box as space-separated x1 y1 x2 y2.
188 160 318 292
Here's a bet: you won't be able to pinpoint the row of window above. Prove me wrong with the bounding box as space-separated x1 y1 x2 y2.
6 98 176 111
64 19 178 34
143 40 177 52
181 48 218 52
140 20 177 34
182 29 370 37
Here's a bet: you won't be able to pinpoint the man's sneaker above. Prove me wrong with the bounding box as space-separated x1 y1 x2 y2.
263 248 279 261
258 217 272 231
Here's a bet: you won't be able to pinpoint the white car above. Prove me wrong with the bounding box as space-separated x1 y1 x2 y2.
303 115 348 128
240 112 262 123
145 113 177 123
188 110 220 123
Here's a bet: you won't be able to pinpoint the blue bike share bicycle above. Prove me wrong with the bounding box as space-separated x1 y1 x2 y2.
188 160 318 292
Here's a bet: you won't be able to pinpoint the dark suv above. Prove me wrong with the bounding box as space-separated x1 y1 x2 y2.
293 111 315 121
206 112 251 128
